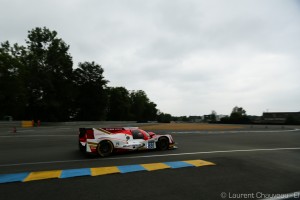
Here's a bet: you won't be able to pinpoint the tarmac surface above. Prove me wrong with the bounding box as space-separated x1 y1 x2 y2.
0 124 299 200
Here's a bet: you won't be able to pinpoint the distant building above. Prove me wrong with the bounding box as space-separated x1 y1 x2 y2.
203 115 213 122
262 112 300 124
248 115 262 123
189 116 203 122
203 114 228 122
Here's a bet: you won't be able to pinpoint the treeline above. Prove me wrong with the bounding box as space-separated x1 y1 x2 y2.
0 27 165 122
219 106 251 124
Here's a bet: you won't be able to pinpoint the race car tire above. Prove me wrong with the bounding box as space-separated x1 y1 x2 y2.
157 137 169 151
97 140 114 157
78 142 86 152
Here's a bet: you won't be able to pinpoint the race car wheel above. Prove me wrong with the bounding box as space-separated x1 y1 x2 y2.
78 142 86 152
157 137 169 151
97 140 113 157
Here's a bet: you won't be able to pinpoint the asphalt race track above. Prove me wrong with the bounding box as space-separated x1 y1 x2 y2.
0 124 300 200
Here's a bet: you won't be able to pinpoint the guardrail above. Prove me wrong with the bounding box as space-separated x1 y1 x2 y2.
0 121 34 128
0 121 21 128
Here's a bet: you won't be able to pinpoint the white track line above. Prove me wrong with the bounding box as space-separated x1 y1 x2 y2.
0 147 299 167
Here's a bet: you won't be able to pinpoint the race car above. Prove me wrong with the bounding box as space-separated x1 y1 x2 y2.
78 127 177 157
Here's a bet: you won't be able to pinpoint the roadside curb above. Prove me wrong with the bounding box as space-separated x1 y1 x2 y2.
0 159 215 184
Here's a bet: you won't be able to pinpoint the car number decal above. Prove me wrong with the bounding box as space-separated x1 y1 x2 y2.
148 141 155 149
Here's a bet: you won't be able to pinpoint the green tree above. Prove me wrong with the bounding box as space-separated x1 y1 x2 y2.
181 116 189 122
144 101 158 121
220 116 230 123
24 27 74 121
229 106 250 124
107 87 131 120
0 26 166 122
73 61 108 120
130 90 157 121
0 41 27 119
211 110 217 122
157 112 172 123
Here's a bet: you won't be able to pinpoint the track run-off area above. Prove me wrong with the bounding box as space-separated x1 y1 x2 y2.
0 123 300 200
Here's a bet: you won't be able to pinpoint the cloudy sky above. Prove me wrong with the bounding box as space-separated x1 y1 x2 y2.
1 0 300 116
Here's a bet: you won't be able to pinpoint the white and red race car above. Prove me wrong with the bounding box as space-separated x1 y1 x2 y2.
78 127 177 157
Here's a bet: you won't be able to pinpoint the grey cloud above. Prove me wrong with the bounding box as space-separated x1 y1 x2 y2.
1 0 300 116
